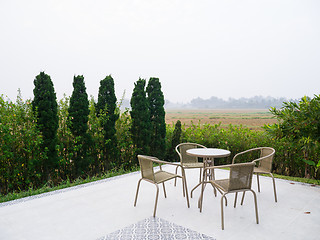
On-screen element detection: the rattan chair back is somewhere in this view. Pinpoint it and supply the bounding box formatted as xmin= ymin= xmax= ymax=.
xmin=138 ymin=155 xmax=155 ymax=181
xmin=258 ymin=147 xmax=275 ymax=172
xmin=229 ymin=162 xmax=255 ymax=191
xmin=176 ymin=143 xmax=206 ymax=164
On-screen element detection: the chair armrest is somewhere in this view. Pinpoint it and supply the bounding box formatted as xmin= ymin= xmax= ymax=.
xmin=149 ymin=158 xmax=182 ymax=167
xmin=253 ymin=152 xmax=275 ymax=163
xmin=204 ymin=163 xmax=234 ymax=170
xmin=232 ymin=148 xmax=262 ymax=163
xmin=204 ymin=162 xmax=255 ymax=170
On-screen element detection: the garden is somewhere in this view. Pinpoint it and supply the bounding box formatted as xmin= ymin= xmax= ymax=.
xmin=1 ymin=72 xmax=320 ymax=202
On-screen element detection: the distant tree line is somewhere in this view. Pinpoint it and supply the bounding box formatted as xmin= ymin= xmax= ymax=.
xmin=119 ymin=95 xmax=298 ymax=110
xmin=164 ymin=96 xmax=298 ymax=109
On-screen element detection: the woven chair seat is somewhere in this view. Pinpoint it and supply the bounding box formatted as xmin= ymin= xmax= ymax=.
xmin=182 ymin=162 xmax=204 ymax=168
xmin=154 ymin=171 xmax=179 ymax=184
xmin=212 ymin=178 xmax=251 ymax=192
xmin=211 ymin=179 xmax=229 ymax=192
xmin=254 ymin=166 xmax=269 ymax=174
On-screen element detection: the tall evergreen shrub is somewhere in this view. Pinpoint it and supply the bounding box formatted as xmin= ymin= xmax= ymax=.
xmin=146 ymin=77 xmax=166 ymax=159
xmin=166 ymin=120 xmax=182 ymax=161
xmin=96 ymin=75 xmax=119 ymax=169
xmin=32 ymin=72 xmax=59 ymax=181
xmin=68 ymin=75 xmax=91 ymax=176
xmin=130 ymin=78 xmax=151 ymax=159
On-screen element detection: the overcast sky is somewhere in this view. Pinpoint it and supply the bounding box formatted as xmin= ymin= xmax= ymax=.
xmin=1 ymin=0 xmax=319 ymax=103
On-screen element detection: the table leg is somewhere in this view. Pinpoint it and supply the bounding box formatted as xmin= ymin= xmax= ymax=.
xmin=198 ymin=157 xmax=217 ymax=208
xmin=204 ymin=157 xmax=216 ymax=196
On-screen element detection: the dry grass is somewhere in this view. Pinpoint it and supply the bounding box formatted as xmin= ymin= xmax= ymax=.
xmin=165 ymin=109 xmax=277 ymax=130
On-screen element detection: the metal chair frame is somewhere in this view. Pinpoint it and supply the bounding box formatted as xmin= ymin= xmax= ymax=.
xmin=175 ymin=143 xmax=207 ymax=198
xmin=232 ymin=147 xmax=277 ymax=203
xmin=199 ymin=162 xmax=259 ymax=230
xmin=134 ymin=155 xmax=190 ymax=217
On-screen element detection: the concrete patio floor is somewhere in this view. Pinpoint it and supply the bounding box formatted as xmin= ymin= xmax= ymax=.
xmin=0 ymin=165 xmax=320 ymax=240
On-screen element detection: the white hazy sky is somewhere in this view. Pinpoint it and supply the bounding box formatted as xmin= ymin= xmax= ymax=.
xmin=1 ymin=0 xmax=319 ymax=103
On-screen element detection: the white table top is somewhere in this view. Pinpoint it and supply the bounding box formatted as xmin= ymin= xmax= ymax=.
xmin=186 ymin=148 xmax=231 ymax=158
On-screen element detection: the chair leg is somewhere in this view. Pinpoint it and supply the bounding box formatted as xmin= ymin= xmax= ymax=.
xmin=256 ymin=173 xmax=261 ymax=192
xmin=224 ymin=195 xmax=228 ymax=206
xmin=180 ymin=176 xmax=185 ymax=197
xmin=153 ymin=184 xmax=160 ymax=217
xmin=270 ymin=173 xmax=278 ymax=202
xmin=191 ymin=182 xmax=201 ymax=198
xmin=209 ymin=181 xmax=218 ymax=198
xmin=134 ymin=178 xmax=143 ymax=207
xmin=176 ymin=166 xmax=187 ymax=197
xmin=221 ymin=194 xmax=227 ymax=230
xmin=241 ymin=191 xmax=245 ymax=205
xmin=199 ymin=178 xmax=205 ymax=212
xmin=208 ymin=168 xmax=217 ymax=197
xmin=211 ymin=168 xmax=215 ymax=180
xmin=180 ymin=169 xmax=190 ymax=208
xmin=182 ymin=168 xmax=186 ymax=197
xmin=191 ymin=168 xmax=205 ymax=198
xmin=250 ymin=190 xmax=259 ymax=224
xmin=199 ymin=168 xmax=208 ymax=211
xmin=174 ymin=166 xmax=179 ymax=186
xmin=162 ymin=183 xmax=167 ymax=198
xmin=234 ymin=192 xmax=238 ymax=208
xmin=184 ymin=179 xmax=190 ymax=208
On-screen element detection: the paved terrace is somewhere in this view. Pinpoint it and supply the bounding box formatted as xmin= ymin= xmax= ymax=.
xmin=0 ymin=165 xmax=320 ymax=240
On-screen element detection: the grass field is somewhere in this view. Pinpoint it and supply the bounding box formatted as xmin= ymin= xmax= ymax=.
xmin=165 ymin=109 xmax=277 ymax=130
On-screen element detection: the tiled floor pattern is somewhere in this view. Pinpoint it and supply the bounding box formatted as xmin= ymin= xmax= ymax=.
xmin=98 ymin=217 xmax=215 ymax=240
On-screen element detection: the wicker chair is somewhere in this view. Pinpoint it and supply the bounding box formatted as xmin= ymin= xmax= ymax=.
xmin=199 ymin=162 xmax=259 ymax=230
xmin=134 ymin=155 xmax=190 ymax=217
xmin=175 ymin=143 xmax=207 ymax=198
xmin=232 ymin=147 xmax=277 ymax=202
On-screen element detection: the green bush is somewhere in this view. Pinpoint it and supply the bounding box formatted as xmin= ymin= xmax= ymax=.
xmin=2 ymin=92 xmax=320 ymax=197
xmin=178 ymin=121 xmax=315 ymax=179
xmin=0 ymin=93 xmax=45 ymax=195
xmin=264 ymin=95 xmax=320 ymax=178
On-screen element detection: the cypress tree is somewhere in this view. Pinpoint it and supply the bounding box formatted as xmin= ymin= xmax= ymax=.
xmin=166 ymin=120 xmax=182 ymax=161
xmin=130 ymin=78 xmax=151 ymax=159
xmin=68 ymin=75 xmax=91 ymax=176
xmin=32 ymin=72 xmax=59 ymax=181
xmin=96 ymin=75 xmax=119 ymax=170
xmin=146 ymin=77 xmax=166 ymax=159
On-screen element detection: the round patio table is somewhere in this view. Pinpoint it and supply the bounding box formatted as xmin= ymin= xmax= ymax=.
xmin=186 ymin=148 xmax=231 ymax=205
xmin=186 ymin=148 xmax=231 ymax=159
